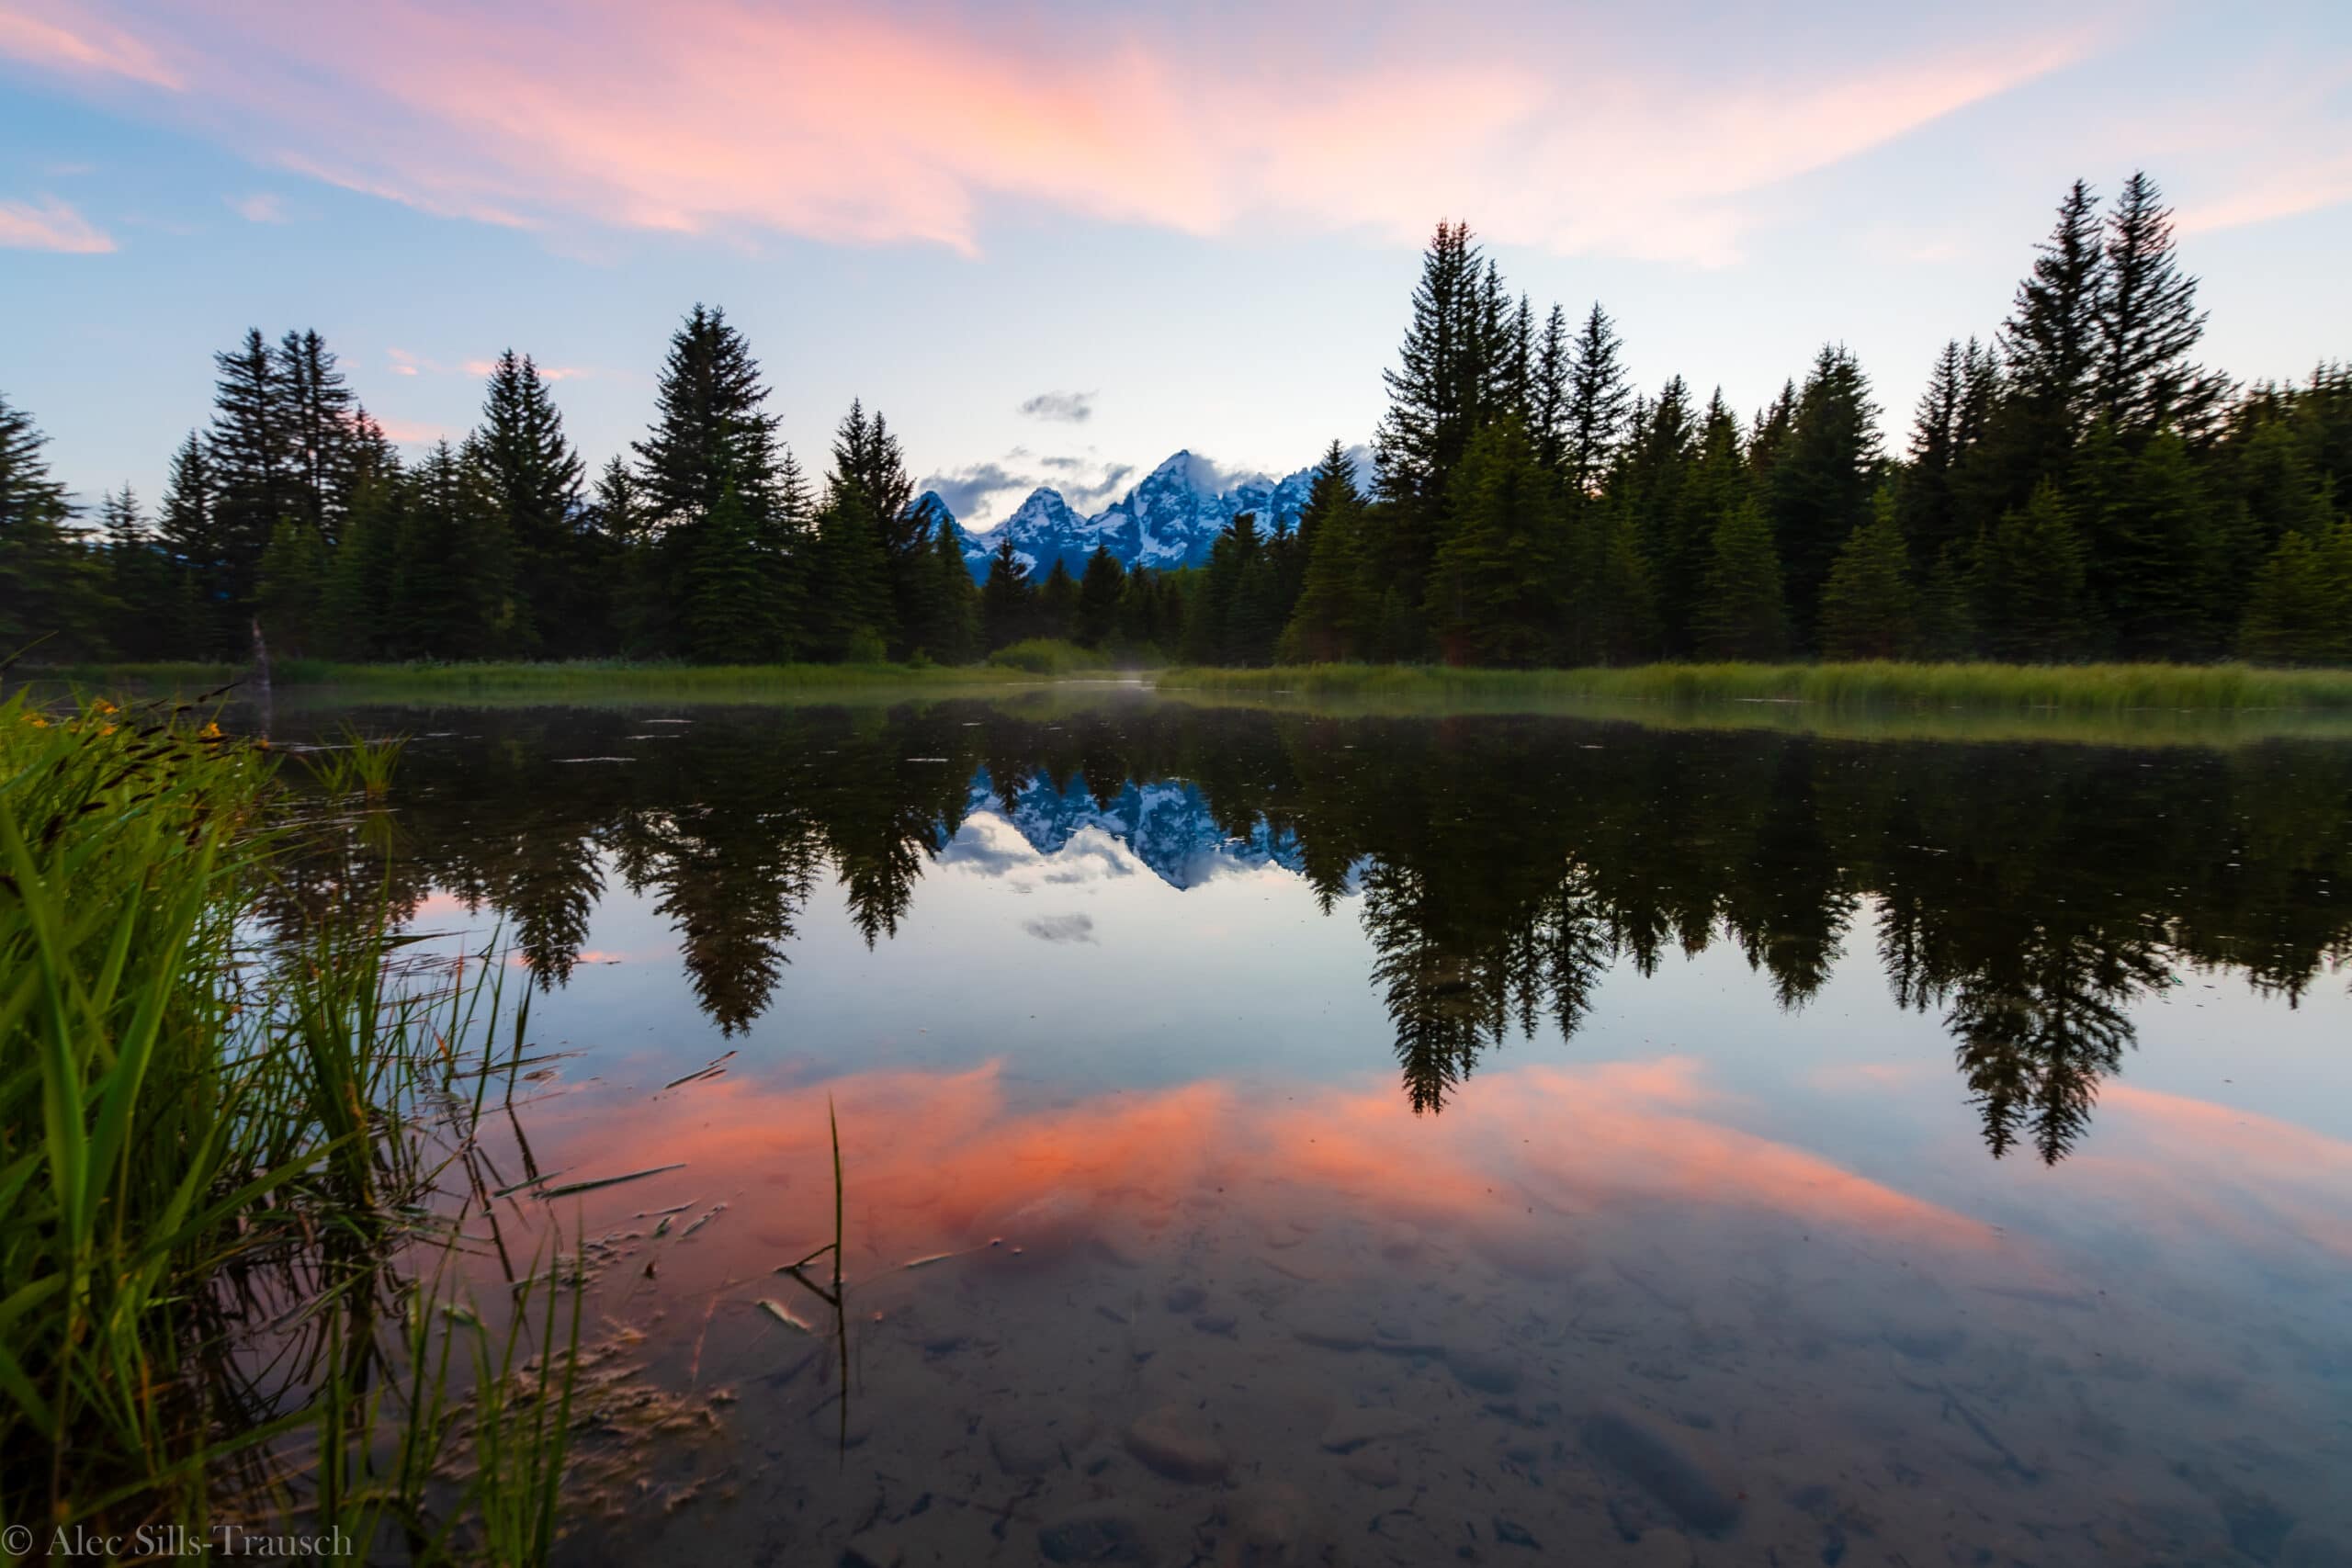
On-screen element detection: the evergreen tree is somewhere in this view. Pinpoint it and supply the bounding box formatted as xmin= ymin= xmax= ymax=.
xmin=2001 ymin=179 xmax=2108 ymax=437
xmin=97 ymin=487 xmax=176 ymax=657
xmin=1374 ymin=220 xmax=1484 ymax=509
xmin=918 ymin=516 xmax=978 ymax=662
xmin=2075 ymin=423 xmax=2222 ymax=658
xmin=1657 ymin=391 xmax=1747 ymax=654
xmin=1563 ymin=303 xmax=1631 ymax=497
xmin=2239 ymin=525 xmax=2351 ymax=664
xmin=1769 ymin=344 xmax=1882 ymax=649
xmin=1281 ymin=441 xmax=1369 ymax=661
xmin=1426 ymin=420 xmax=1562 ymax=664
xmin=2096 ymin=172 xmax=2218 ymax=436
xmin=1076 ymin=545 xmax=1124 ymax=649
xmin=685 ymin=484 xmax=773 ymax=662
xmin=277 ymin=329 xmax=356 ymax=538
xmin=1975 ymin=480 xmax=2090 ymax=661
xmin=824 ymin=400 xmax=917 ymax=652
xmin=208 ymin=327 xmax=300 ymax=607
xmin=1692 ymin=501 xmax=1790 ymax=660
xmin=322 ymin=461 xmax=403 ymax=659
xmin=979 ymin=539 xmax=1034 ymax=651
xmin=634 ymin=304 xmax=783 ymax=522
xmin=1530 ymin=304 xmax=1571 ymax=471
xmin=478 ymin=349 xmax=587 ymax=653
xmin=1035 ymin=558 xmax=1080 ymax=643
xmin=1819 ymin=491 xmax=1918 ymax=660
xmin=390 ymin=441 xmax=512 ymax=658
xmin=0 ymin=391 xmax=110 ymax=658
xmin=156 ymin=432 xmax=232 ymax=654
xmin=1914 ymin=544 xmax=1978 ymax=660
xmin=810 ymin=480 xmax=890 ymax=660
xmin=256 ymin=518 xmax=327 ymax=653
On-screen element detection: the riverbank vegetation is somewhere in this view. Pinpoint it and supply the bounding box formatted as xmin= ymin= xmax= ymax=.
xmin=0 ymin=689 xmax=582 ymax=1559
xmin=1157 ymin=660 xmax=2352 ymax=713
xmin=5 ymin=173 xmax=2345 ymax=678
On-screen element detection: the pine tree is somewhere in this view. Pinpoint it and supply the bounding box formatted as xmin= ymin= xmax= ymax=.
xmin=277 ymin=329 xmax=356 ymax=538
xmin=2238 ymin=525 xmax=2350 ymax=664
xmin=1076 ymin=545 xmax=1124 ymax=649
xmin=99 ymin=487 xmax=176 ymax=658
xmin=979 ymin=539 xmax=1033 ymax=651
xmin=478 ymin=349 xmax=586 ymax=653
xmin=156 ymin=431 xmax=232 ymax=654
xmin=1692 ymin=501 xmax=1790 ymax=660
xmin=256 ymin=519 xmax=327 ymax=653
xmin=1915 ymin=543 xmax=1979 ymax=660
xmin=2097 ymin=172 xmax=2219 ymax=436
xmin=322 ymin=461 xmax=403 ymax=659
xmin=390 ymin=440 xmax=512 ymax=658
xmin=806 ymin=484 xmax=887 ymax=659
xmin=2001 ymin=179 xmax=2107 ymax=437
xmin=1975 ymin=480 xmax=2090 ymax=661
xmin=1769 ymin=344 xmax=1882 ymax=649
xmin=919 ymin=517 xmax=978 ymax=662
xmin=0 ymin=391 xmax=110 ymax=658
xmin=1035 ymin=558 xmax=1080 ymax=644
xmin=1374 ymin=221 xmax=1484 ymax=510
xmin=685 ymin=483 xmax=772 ymax=662
xmin=1281 ymin=441 xmax=1369 ymax=661
xmin=1819 ymin=491 xmax=1918 ymax=660
xmin=1530 ymin=304 xmax=1571 ymax=471
xmin=1564 ymin=303 xmax=1631 ymax=498
xmin=1426 ymin=420 xmax=1566 ymax=665
xmin=1657 ymin=391 xmax=1747 ymax=654
xmin=825 ymin=400 xmax=917 ymax=652
xmin=2075 ymin=423 xmax=2221 ymax=658
xmin=634 ymin=304 xmax=783 ymax=523
xmin=208 ymin=327 xmax=300 ymax=607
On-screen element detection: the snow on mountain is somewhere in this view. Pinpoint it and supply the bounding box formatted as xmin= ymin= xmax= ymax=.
xmin=959 ymin=767 xmax=1305 ymax=890
xmin=945 ymin=449 xmax=1322 ymax=581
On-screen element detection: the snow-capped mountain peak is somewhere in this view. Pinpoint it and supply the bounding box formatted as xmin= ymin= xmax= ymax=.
xmin=946 ymin=448 xmax=1321 ymax=581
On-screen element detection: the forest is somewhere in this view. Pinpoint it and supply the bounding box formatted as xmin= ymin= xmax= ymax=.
xmin=2 ymin=171 xmax=2347 ymax=670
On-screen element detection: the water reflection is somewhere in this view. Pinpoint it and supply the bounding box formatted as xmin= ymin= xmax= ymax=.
xmin=267 ymin=694 xmax=2352 ymax=1163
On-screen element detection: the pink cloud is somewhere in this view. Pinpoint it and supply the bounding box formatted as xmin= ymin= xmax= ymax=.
xmin=0 ymin=193 xmax=113 ymax=252
xmin=8 ymin=1 xmax=2097 ymax=265
xmin=0 ymin=3 xmax=179 ymax=88
xmin=228 ymin=190 xmax=283 ymax=223
xmin=461 ymin=356 xmax=593 ymax=381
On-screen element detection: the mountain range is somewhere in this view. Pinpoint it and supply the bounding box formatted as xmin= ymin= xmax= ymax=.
xmin=959 ymin=767 xmax=1310 ymax=890
xmin=914 ymin=449 xmax=1339 ymax=581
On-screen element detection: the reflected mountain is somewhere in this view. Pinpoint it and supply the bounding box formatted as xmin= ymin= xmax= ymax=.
xmin=264 ymin=694 xmax=2352 ymax=1162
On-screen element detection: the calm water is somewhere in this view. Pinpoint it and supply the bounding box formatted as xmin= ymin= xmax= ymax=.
xmin=270 ymin=689 xmax=2352 ymax=1567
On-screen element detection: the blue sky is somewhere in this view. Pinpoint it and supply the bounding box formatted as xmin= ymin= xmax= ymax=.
xmin=4 ymin=0 xmax=2348 ymax=528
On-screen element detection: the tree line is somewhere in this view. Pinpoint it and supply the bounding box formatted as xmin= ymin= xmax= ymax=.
xmin=3 ymin=169 xmax=2346 ymax=668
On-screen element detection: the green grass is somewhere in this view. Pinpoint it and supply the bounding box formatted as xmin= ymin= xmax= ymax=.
xmin=1158 ymin=660 xmax=2352 ymax=709
xmin=0 ymin=690 xmax=584 ymax=1559
xmin=981 ymin=637 xmax=1115 ymax=675
xmin=33 ymin=653 xmax=1110 ymax=698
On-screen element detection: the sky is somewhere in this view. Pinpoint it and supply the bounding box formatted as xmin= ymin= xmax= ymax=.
xmin=4 ymin=0 xmax=2349 ymax=530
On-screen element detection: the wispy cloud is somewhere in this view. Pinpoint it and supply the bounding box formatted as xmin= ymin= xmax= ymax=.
xmin=920 ymin=451 xmax=1140 ymax=527
xmin=4 ymin=2 xmax=2108 ymax=265
xmin=374 ymin=417 xmax=444 ymax=446
xmin=1018 ymin=390 xmax=1094 ymax=423
xmin=0 ymin=193 xmax=112 ymax=252
xmin=460 ymin=356 xmax=594 ymax=381
xmin=0 ymin=5 xmax=180 ymax=88
xmin=229 ymin=191 xmax=284 ymax=223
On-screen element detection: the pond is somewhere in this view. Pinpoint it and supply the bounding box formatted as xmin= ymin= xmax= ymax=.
xmin=261 ymin=686 xmax=2352 ymax=1566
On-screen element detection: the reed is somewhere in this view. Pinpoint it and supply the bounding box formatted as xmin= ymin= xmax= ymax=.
xmin=1155 ymin=660 xmax=2352 ymax=712
xmin=0 ymin=689 xmax=583 ymax=1561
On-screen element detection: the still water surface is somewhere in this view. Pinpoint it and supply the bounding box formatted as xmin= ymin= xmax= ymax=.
xmin=273 ymin=689 xmax=2352 ymax=1566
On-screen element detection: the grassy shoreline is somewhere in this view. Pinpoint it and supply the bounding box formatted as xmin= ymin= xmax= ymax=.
xmin=1 ymin=692 xmax=581 ymax=1555
xmin=1152 ymin=660 xmax=2352 ymax=713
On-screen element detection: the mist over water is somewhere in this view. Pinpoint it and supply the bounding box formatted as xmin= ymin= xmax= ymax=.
xmin=268 ymin=689 xmax=2352 ymax=1564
